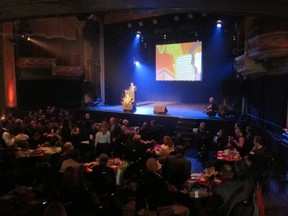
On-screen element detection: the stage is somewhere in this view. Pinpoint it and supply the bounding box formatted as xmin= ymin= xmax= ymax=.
xmin=86 ymin=101 xmax=210 ymax=120
xmin=80 ymin=101 xmax=236 ymax=136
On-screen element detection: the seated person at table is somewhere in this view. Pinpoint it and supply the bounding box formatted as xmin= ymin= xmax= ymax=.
xmin=212 ymin=129 xmax=228 ymax=151
xmin=203 ymin=161 xmax=254 ymax=216
xmin=229 ymin=128 xmax=246 ymax=157
xmin=155 ymin=135 xmax=175 ymax=157
xmin=121 ymin=119 xmax=133 ymax=135
xmin=203 ymin=97 xmax=219 ymax=117
xmin=244 ymin=135 xmax=268 ymax=182
xmin=124 ymin=134 xmax=152 ymax=161
xmin=149 ymin=119 xmax=162 ymax=143
xmin=0 ymin=119 xmax=16 ymax=148
xmin=142 ymin=158 xmax=190 ymax=215
xmin=60 ymin=149 xmax=83 ymax=172
xmin=159 ymin=147 xmax=191 ymax=189
xmin=59 ymin=166 xmax=96 ymax=216
xmin=91 ymin=153 xmax=116 ymax=195
xmin=91 ymin=153 xmax=123 ymax=216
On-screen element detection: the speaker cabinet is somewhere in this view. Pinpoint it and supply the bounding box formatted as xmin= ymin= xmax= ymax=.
xmin=153 ymin=105 xmax=168 ymax=114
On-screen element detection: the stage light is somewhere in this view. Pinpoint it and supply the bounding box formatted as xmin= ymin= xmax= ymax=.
xmin=216 ymin=20 xmax=222 ymax=28
xmin=27 ymin=36 xmax=31 ymax=41
xmin=136 ymin=31 xmax=141 ymax=38
xmin=152 ymin=19 xmax=158 ymax=25
xmin=134 ymin=61 xmax=140 ymax=66
xmin=138 ymin=21 xmax=143 ymax=27
xmin=163 ymin=34 xmax=167 ymax=40
xmin=127 ymin=23 xmax=132 ymax=28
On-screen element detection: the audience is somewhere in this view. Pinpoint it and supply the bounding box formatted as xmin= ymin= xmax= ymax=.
xmin=0 ymin=106 xmax=272 ymax=216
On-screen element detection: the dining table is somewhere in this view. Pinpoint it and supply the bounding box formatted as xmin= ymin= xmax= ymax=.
xmin=216 ymin=150 xmax=241 ymax=162
xmin=83 ymin=157 xmax=128 ymax=185
xmin=15 ymin=146 xmax=62 ymax=158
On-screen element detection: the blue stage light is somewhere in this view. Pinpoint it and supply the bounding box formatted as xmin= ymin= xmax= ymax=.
xmin=134 ymin=60 xmax=140 ymax=66
xmin=216 ymin=20 xmax=222 ymax=28
xmin=136 ymin=31 xmax=141 ymax=38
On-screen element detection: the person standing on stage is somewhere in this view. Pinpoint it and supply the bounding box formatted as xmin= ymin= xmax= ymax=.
xmin=128 ymin=82 xmax=137 ymax=105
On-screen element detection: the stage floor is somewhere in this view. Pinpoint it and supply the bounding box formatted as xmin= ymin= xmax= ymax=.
xmin=86 ymin=101 xmax=212 ymax=120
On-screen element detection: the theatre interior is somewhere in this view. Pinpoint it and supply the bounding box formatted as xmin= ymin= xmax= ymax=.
xmin=0 ymin=1 xmax=288 ymax=216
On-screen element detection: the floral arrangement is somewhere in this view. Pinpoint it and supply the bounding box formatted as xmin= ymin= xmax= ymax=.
xmin=121 ymin=94 xmax=134 ymax=106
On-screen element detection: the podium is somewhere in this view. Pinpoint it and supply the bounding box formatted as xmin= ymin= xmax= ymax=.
xmin=122 ymin=89 xmax=136 ymax=111
xmin=124 ymin=90 xmax=135 ymax=102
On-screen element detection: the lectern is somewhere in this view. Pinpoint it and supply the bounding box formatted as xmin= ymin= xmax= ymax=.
xmin=122 ymin=89 xmax=136 ymax=111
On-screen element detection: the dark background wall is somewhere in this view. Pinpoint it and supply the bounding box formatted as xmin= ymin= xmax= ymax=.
xmin=246 ymin=75 xmax=288 ymax=129
xmin=17 ymin=79 xmax=82 ymax=110
xmin=104 ymin=14 xmax=237 ymax=105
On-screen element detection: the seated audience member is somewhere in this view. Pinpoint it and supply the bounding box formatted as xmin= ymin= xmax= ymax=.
xmin=14 ymin=126 xmax=30 ymax=147
xmin=42 ymin=202 xmax=67 ymax=216
xmin=92 ymin=153 xmax=116 ymax=195
xmin=142 ymin=158 xmax=189 ymax=215
xmin=121 ymin=119 xmax=133 ymax=135
xmin=91 ymin=153 xmax=123 ymax=216
xmin=56 ymin=142 xmax=74 ymax=169
xmin=94 ymin=121 xmax=111 ymax=157
xmin=139 ymin=121 xmax=150 ymax=141
xmin=244 ymin=135 xmax=268 ymax=182
xmin=29 ymin=130 xmax=43 ymax=149
xmin=159 ymin=148 xmax=191 ymax=189
xmin=58 ymin=119 xmax=72 ymax=143
xmin=124 ymin=134 xmax=152 ymax=161
xmin=60 ymin=166 xmax=96 ymax=216
xmin=155 ymin=135 xmax=175 ymax=157
xmin=243 ymin=124 xmax=256 ymax=156
xmin=203 ymin=97 xmax=219 ymax=117
xmin=60 ymin=149 xmax=83 ymax=172
xmin=203 ymin=161 xmax=254 ymax=216
xmin=149 ymin=119 xmax=162 ymax=143
xmin=229 ymin=128 xmax=246 ymax=156
xmin=1 ymin=128 xmax=16 ymax=148
xmin=212 ymin=129 xmax=228 ymax=151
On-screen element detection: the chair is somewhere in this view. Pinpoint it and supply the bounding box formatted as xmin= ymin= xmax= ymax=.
xmin=157 ymin=206 xmax=174 ymax=216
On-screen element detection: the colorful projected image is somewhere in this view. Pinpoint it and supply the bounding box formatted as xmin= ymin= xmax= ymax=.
xmin=155 ymin=41 xmax=202 ymax=81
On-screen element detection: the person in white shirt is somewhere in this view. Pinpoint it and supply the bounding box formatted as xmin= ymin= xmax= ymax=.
xmin=94 ymin=121 xmax=111 ymax=157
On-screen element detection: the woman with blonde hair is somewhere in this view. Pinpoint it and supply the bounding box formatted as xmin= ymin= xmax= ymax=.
xmin=155 ymin=135 xmax=175 ymax=157
xmin=94 ymin=121 xmax=111 ymax=157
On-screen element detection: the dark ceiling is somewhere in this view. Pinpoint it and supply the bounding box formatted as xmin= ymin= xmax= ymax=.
xmin=1 ymin=0 xmax=288 ymax=22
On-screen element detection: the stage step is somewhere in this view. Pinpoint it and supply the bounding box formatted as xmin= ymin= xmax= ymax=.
xmin=172 ymin=119 xmax=199 ymax=146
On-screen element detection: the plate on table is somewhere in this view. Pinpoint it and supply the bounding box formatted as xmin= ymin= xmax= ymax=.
xmin=191 ymin=173 xmax=202 ymax=180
